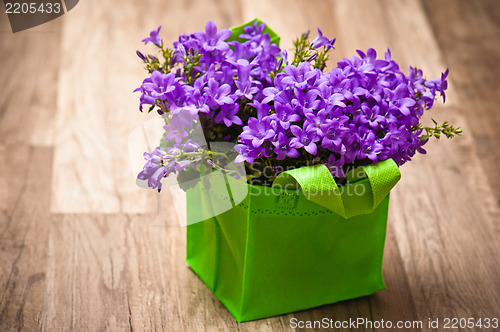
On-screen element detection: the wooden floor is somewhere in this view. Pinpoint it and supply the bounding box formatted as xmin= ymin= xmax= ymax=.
xmin=1 ymin=0 xmax=499 ymax=330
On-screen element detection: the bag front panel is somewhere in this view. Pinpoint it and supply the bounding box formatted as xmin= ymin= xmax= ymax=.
xmin=187 ymin=180 xmax=390 ymax=322
xmin=238 ymin=186 xmax=389 ymax=321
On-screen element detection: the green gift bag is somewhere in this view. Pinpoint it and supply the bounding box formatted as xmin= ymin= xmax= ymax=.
xmin=186 ymin=158 xmax=401 ymax=322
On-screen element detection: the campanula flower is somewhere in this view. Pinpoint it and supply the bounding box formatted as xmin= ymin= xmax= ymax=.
xmin=311 ymin=27 xmax=336 ymax=50
xmin=137 ymin=147 xmax=167 ymax=192
xmin=142 ymin=26 xmax=162 ymax=46
xmin=290 ymin=125 xmax=319 ymax=155
xmin=239 ymin=117 xmax=275 ymax=148
xmin=198 ymin=21 xmax=231 ymax=53
xmin=274 ymin=132 xmax=300 ymax=160
xmin=215 ymin=103 xmax=242 ymax=127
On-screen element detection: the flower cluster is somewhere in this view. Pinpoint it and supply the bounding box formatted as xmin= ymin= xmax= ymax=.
xmin=234 ymin=49 xmax=449 ymax=178
xmin=134 ymin=20 xmax=459 ymax=191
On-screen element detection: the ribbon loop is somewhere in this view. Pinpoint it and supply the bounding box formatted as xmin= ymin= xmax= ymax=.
xmin=272 ymin=159 xmax=401 ymax=219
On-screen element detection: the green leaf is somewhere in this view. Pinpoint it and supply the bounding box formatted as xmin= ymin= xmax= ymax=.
xmin=228 ymin=18 xmax=281 ymax=47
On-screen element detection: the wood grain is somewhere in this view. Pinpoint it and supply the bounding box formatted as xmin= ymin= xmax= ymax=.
xmin=1 ymin=0 xmax=499 ymax=331
xmin=421 ymin=0 xmax=500 ymax=206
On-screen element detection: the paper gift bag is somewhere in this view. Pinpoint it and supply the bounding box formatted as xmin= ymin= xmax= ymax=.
xmin=186 ymin=158 xmax=400 ymax=322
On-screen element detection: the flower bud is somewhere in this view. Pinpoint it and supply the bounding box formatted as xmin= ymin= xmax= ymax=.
xmin=306 ymin=53 xmax=318 ymax=62
xmin=136 ymin=50 xmax=147 ymax=62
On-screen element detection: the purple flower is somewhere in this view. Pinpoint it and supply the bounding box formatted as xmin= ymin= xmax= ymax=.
xmin=261 ymin=85 xmax=280 ymax=104
xmin=163 ymin=112 xmax=193 ymax=144
xmin=281 ymin=50 xmax=289 ymax=66
xmin=328 ymin=92 xmax=346 ymax=108
xmin=141 ymin=71 xmax=178 ymax=100
xmin=198 ymin=21 xmax=231 ymax=53
xmin=381 ymin=122 xmax=410 ymax=154
xmin=317 ymin=83 xmax=346 ymax=107
xmin=343 ymin=139 xmax=360 ymax=164
xmin=356 ymin=48 xmax=390 ymax=71
xmin=165 ymin=83 xmax=190 ymax=114
xmin=425 ymin=68 xmax=449 ymax=103
xmin=234 ymin=144 xmax=267 ymax=164
xmin=358 ymin=132 xmax=383 ymax=163
xmin=239 ymin=21 xmax=265 ymax=40
xmin=270 ymin=102 xmax=301 ymax=129
xmin=320 ymin=117 xmax=350 ymax=150
xmin=215 ymin=103 xmax=242 ymax=127
xmin=379 ymin=102 xmax=398 ymax=124
xmin=250 ymin=100 xmax=271 ymax=119
xmin=136 ymin=92 xmax=155 ymax=112
xmin=290 ymin=125 xmax=319 ymax=155
xmin=182 ymin=139 xmax=202 ymax=153
xmin=304 ymin=109 xmax=329 ymax=136
xmin=357 ymin=104 xmax=386 ymax=129
xmin=311 ymin=27 xmax=336 ymax=50
xmin=292 ymin=89 xmax=321 ymax=114
xmin=239 ymin=117 xmax=275 ymax=148
xmin=281 ymin=62 xmax=317 ymax=89
xmin=137 ymin=147 xmax=167 ymax=192
xmin=252 ymin=33 xmax=281 ymax=70
xmin=273 ymin=132 xmax=300 ymax=160
xmin=204 ymin=78 xmax=234 ymax=108
xmin=327 ymin=152 xmax=345 ymax=178
xmin=386 ymin=83 xmax=416 ymax=116
xmin=231 ymin=59 xmax=260 ymax=99
xmin=181 ymin=77 xmax=210 ymax=115
xmin=142 ymin=26 xmax=162 ymax=46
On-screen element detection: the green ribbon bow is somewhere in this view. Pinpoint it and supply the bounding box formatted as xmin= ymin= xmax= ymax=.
xmin=272 ymin=159 xmax=401 ymax=219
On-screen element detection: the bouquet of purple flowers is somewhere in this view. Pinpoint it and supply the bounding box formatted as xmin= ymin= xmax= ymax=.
xmin=134 ymin=20 xmax=460 ymax=191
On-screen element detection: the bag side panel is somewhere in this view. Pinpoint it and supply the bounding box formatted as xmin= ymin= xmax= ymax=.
xmin=186 ymin=187 xmax=218 ymax=291
xmin=211 ymin=201 xmax=249 ymax=321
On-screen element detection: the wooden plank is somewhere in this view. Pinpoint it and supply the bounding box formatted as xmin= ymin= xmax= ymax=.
xmin=0 ymin=147 xmax=52 ymax=331
xmin=421 ymin=0 xmax=500 ymax=204
xmin=333 ymin=0 xmax=458 ymax=105
xmin=240 ymin=0 xmax=318 ymax=53
xmin=42 ymin=214 xmax=135 ymax=331
xmin=28 ymin=19 xmax=61 ymax=147
xmin=0 ymin=17 xmax=61 ymax=213
xmin=0 ymin=20 xmax=60 ymax=148
xmin=41 ymin=212 xmax=240 ymax=331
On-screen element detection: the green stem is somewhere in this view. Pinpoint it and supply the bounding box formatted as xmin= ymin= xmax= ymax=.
xmin=415 ymin=119 xmax=462 ymax=141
